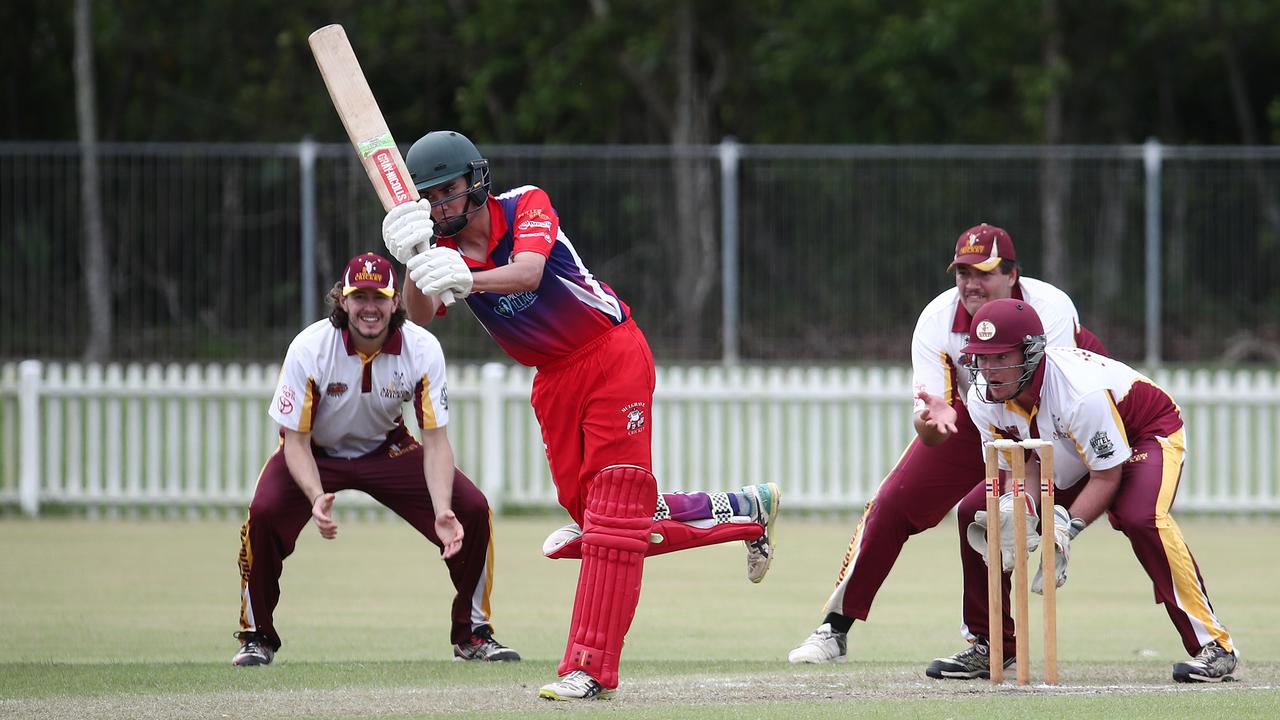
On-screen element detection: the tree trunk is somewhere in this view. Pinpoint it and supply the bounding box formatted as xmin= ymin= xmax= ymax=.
xmin=74 ymin=0 xmax=113 ymax=360
xmin=669 ymin=1 xmax=718 ymax=357
xmin=1039 ymin=0 xmax=1071 ymax=290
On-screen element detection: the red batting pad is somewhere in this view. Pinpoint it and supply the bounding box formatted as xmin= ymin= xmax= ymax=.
xmin=546 ymin=519 xmax=763 ymax=559
xmin=557 ymin=465 xmax=657 ymax=689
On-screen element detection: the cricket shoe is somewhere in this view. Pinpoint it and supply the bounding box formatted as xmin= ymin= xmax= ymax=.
xmin=1172 ymin=641 xmax=1237 ymax=683
xmin=788 ymin=622 xmax=848 ymax=664
xmin=926 ymin=641 xmax=1014 ymax=679
xmin=537 ymin=670 xmax=614 ymax=700
xmin=231 ymin=631 xmax=275 ymax=667
xmin=744 ymin=482 xmax=782 ymax=583
xmin=453 ymin=626 xmax=521 ymax=662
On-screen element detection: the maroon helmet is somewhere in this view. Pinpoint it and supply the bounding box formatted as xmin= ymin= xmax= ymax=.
xmin=962 ymin=298 xmax=1046 ymax=402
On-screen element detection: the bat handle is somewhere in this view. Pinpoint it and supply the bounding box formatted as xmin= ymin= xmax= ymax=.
xmin=413 ymin=241 xmax=457 ymax=307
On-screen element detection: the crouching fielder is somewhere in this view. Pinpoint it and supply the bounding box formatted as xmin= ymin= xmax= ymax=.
xmin=233 ymin=253 xmax=518 ymax=667
xmin=946 ymin=298 xmax=1236 ymax=683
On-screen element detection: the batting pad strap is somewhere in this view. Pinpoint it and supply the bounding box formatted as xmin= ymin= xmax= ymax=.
xmin=582 ymin=510 xmax=651 ymax=553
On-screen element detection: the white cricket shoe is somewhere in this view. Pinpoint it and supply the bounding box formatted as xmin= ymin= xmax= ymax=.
xmin=788 ymin=623 xmax=848 ymax=664
xmin=744 ymin=482 xmax=781 ymax=583
xmin=537 ymin=670 xmax=614 ymax=700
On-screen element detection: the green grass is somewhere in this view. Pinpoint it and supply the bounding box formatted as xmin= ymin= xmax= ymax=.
xmin=1 ymin=516 xmax=1277 ymax=718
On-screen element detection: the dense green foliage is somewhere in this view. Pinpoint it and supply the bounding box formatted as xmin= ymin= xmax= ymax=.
xmin=5 ymin=0 xmax=1280 ymax=145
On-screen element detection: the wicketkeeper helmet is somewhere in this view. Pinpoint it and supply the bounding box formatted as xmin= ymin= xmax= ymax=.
xmin=961 ymin=298 xmax=1047 ymax=402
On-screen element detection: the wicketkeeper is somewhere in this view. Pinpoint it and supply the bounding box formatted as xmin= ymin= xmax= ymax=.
xmin=955 ymin=298 xmax=1237 ymax=683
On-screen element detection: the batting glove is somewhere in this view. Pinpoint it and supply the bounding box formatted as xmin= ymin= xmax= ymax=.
xmin=408 ymin=247 xmax=473 ymax=300
xmin=382 ymin=199 xmax=434 ymax=264
xmin=966 ymin=491 xmax=1040 ymax=572
xmin=1031 ymin=505 xmax=1083 ymax=594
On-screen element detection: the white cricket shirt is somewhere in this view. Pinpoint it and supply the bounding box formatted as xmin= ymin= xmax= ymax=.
xmin=268 ymin=320 xmax=449 ymax=458
xmin=911 ymin=276 xmax=1081 ymax=415
xmin=966 ymin=347 xmax=1184 ymax=489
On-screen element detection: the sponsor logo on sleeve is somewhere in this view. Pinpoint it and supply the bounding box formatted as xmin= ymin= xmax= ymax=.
xmin=278 ymin=385 xmax=296 ymax=414
xmin=1089 ymin=431 xmax=1116 ymax=459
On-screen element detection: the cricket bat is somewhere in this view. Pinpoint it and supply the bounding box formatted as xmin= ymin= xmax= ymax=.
xmin=308 ymin=23 xmax=455 ymax=305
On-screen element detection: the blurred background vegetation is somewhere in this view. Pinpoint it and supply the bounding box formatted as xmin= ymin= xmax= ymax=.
xmin=2 ymin=1 xmax=1279 ymax=364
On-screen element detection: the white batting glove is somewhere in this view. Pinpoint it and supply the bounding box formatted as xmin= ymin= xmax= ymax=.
xmin=407 ymin=247 xmax=473 ymax=300
xmin=966 ymin=492 xmax=1040 ymax=572
xmin=1031 ymin=505 xmax=1082 ymax=594
xmin=381 ymin=199 xmax=435 ymax=264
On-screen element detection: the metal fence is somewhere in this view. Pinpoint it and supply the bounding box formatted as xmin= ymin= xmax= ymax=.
xmin=3 ymin=141 xmax=1280 ymax=365
xmin=2 ymin=360 xmax=1277 ymax=517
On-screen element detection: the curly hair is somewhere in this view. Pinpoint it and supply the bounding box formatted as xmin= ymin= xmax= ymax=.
xmin=325 ymin=281 xmax=407 ymax=332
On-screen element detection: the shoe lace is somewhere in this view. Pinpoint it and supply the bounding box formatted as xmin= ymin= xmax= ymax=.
xmin=1195 ymin=642 xmax=1224 ymax=663
xmin=562 ymin=670 xmax=596 ymax=692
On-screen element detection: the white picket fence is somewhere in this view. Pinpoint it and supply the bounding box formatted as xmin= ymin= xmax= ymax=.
xmin=1 ymin=360 xmax=1278 ymax=516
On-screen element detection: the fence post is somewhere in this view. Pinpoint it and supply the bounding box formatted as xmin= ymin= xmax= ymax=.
xmin=719 ymin=137 xmax=741 ymax=365
xmin=299 ymin=137 xmax=318 ymax=325
xmin=1143 ymin=137 xmax=1163 ymax=367
xmin=480 ymin=362 xmax=507 ymax=512
xmin=18 ymin=360 xmax=42 ymax=516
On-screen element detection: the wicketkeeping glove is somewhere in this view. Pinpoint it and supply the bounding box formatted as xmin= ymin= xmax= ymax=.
xmin=381 ymin=199 xmax=435 ymax=264
xmin=966 ymin=492 xmax=1040 ymax=572
xmin=407 ymin=247 xmax=473 ymax=300
xmin=1031 ymin=505 xmax=1083 ymax=594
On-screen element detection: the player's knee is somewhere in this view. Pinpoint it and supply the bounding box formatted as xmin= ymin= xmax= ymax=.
xmin=585 ymin=464 xmax=657 ymax=518
xmin=582 ymin=465 xmax=656 ymax=554
xmin=450 ymin=472 xmax=491 ymax=520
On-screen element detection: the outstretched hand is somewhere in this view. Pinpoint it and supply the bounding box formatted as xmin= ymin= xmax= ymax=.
xmin=312 ymin=492 xmax=338 ymax=539
xmin=435 ymin=510 xmax=464 ymax=559
xmin=915 ymin=385 xmax=958 ymax=437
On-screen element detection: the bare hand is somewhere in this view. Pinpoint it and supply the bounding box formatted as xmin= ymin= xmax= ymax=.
xmin=435 ymin=510 xmax=464 ymax=559
xmin=915 ymin=386 xmax=959 ymax=436
xmin=312 ymin=493 xmax=338 ymax=539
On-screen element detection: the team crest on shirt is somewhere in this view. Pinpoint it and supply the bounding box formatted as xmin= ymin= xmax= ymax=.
xmin=380 ymin=371 xmax=412 ymax=402
xmin=325 ymin=382 xmax=348 ymax=397
xmin=622 ymin=402 xmax=647 ymax=434
xmin=1089 ymin=431 xmax=1116 ymax=459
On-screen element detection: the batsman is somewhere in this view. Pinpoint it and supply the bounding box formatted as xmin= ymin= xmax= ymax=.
xmin=380 ymin=131 xmax=782 ymax=700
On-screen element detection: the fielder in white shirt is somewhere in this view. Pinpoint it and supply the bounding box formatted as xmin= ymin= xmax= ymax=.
xmin=948 ymin=298 xmax=1237 ymax=683
xmin=790 ymin=224 xmax=1107 ymax=669
xmin=232 ymin=252 xmax=520 ymax=667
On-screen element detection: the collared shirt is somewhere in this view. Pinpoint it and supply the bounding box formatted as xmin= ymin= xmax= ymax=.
xmin=268 ymin=320 xmax=449 ymax=458
xmin=435 ymin=186 xmax=629 ymax=367
xmin=966 ymin=347 xmax=1183 ymax=489
xmin=911 ymin=276 xmax=1082 ymax=415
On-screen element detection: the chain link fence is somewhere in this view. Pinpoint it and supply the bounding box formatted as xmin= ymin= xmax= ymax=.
xmin=3 ymin=141 xmax=1279 ymax=365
